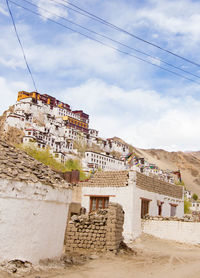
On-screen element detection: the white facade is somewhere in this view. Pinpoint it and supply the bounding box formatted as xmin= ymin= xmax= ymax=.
xmin=82 ymin=151 xmax=126 ymax=171
xmin=184 ymin=190 xmax=192 ymax=199
xmin=104 ymin=138 xmax=129 ymax=156
xmin=142 ymin=220 xmax=200 ymax=244
xmin=0 ymin=178 xmax=72 ymax=264
xmin=190 ymin=200 xmax=200 ymax=212
xmin=80 ymin=171 xmax=184 ymax=241
xmin=89 ymin=129 xmax=99 ymax=138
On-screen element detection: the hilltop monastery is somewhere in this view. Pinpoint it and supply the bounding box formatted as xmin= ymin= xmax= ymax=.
xmin=4 ymin=91 xmax=128 ymax=171
xmin=3 ymin=91 xmax=178 ymax=184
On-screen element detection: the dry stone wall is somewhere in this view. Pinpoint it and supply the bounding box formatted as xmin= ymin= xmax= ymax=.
xmin=136 ymin=172 xmax=183 ymax=199
xmin=65 ymin=203 xmax=124 ymax=253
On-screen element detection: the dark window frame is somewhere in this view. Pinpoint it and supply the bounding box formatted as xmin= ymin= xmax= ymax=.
xmin=89 ymin=196 xmax=109 ymax=212
xmin=140 ymin=198 xmax=152 ymax=219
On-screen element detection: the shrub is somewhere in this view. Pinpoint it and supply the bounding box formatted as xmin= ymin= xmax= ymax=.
xmin=184 ymin=198 xmax=191 ymax=214
xmin=192 ymin=193 xmax=198 ymax=201
xmin=17 ymin=144 xmax=88 ymax=181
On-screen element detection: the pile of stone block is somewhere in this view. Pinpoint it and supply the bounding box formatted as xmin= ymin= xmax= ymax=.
xmin=65 ymin=203 xmax=124 ymax=253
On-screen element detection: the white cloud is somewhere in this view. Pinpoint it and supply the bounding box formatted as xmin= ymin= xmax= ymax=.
xmin=0 ymin=3 xmax=8 ymax=16
xmin=136 ymin=0 xmax=200 ymax=41
xmin=61 ymin=79 xmax=200 ymax=151
xmin=105 ymin=0 xmax=200 ymax=56
xmin=37 ymin=0 xmax=68 ymax=20
xmin=0 ymin=77 xmax=29 ymax=115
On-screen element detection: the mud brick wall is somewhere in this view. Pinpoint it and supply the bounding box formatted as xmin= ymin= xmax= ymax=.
xmin=65 ymin=203 xmax=124 ymax=253
xmin=136 ymin=172 xmax=183 ymax=199
xmin=106 ymin=203 xmax=124 ymax=251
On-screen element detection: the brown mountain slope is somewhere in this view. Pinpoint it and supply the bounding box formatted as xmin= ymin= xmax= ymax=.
xmin=137 ymin=148 xmax=200 ymax=195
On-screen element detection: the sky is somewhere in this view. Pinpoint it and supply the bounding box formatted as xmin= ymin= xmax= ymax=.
xmin=0 ymin=0 xmax=200 ymax=151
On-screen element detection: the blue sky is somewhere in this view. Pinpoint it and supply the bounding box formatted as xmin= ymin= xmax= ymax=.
xmin=1 ymin=0 xmax=200 ymax=151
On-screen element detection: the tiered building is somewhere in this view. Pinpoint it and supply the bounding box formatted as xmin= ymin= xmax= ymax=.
xmin=4 ymin=91 xmax=129 ymax=170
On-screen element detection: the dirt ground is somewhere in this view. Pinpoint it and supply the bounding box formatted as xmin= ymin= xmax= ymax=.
xmin=2 ymin=234 xmax=200 ymax=278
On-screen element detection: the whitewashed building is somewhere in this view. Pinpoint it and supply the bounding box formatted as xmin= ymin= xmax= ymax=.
xmin=77 ymin=170 xmax=184 ymax=241
xmin=190 ymin=200 xmax=200 ymax=212
xmin=82 ymin=151 xmax=126 ymax=171
xmin=0 ymin=140 xmax=72 ymax=264
xmin=184 ymin=190 xmax=192 ymax=200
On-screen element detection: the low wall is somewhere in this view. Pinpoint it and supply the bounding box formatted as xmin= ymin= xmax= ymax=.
xmin=65 ymin=203 xmax=124 ymax=253
xmin=142 ymin=220 xmax=200 ymax=244
xmin=0 ymin=178 xmax=72 ymax=264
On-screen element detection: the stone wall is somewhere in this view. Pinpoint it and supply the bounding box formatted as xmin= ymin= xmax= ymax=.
xmin=136 ymin=172 xmax=183 ymax=199
xmin=65 ymin=203 xmax=124 ymax=253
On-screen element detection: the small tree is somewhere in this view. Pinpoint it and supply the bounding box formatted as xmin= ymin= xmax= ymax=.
xmin=192 ymin=193 xmax=198 ymax=201
xmin=184 ymin=197 xmax=191 ymax=214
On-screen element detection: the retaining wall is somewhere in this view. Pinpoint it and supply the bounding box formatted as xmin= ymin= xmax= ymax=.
xmin=142 ymin=219 xmax=200 ymax=244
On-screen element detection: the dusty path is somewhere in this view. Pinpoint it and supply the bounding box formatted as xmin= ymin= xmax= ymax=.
xmin=2 ymin=234 xmax=200 ymax=278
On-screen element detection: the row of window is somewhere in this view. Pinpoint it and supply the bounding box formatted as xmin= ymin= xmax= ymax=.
xmin=88 ymin=153 xmax=123 ymax=164
xmin=141 ymin=199 xmax=177 ymax=218
xmin=68 ymin=118 xmax=88 ymax=128
xmin=58 ymin=109 xmax=81 ymax=121
xmin=90 ymin=196 xmax=178 ymax=218
xmin=91 ymin=158 xmax=107 ymax=165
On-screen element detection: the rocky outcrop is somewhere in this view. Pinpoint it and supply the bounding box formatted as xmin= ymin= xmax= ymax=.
xmin=0 ymin=106 xmax=14 ymax=136
xmin=0 ymin=106 xmax=24 ymax=145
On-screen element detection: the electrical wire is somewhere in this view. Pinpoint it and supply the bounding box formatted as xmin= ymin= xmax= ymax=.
xmin=19 ymin=0 xmax=200 ymax=80
xmin=6 ymin=0 xmax=38 ymax=91
xmin=8 ymin=0 xmax=200 ymax=85
xmin=51 ymin=0 xmax=200 ymax=68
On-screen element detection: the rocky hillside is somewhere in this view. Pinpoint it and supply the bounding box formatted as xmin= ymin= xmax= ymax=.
xmin=136 ymin=148 xmax=200 ymax=195
xmin=0 ymin=106 xmax=24 ymax=145
xmin=112 ymin=138 xmax=200 ymax=194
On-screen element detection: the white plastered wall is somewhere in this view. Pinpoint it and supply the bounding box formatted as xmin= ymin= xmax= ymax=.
xmin=81 ymin=185 xmax=135 ymax=241
xmin=0 ymin=179 xmax=72 ymax=264
xmin=80 ymin=173 xmax=184 ymax=241
xmin=142 ymin=220 xmax=200 ymax=244
xmin=132 ymin=186 xmax=184 ymax=239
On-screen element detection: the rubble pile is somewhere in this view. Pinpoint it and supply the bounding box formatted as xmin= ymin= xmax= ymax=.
xmin=65 ymin=203 xmax=124 ymax=253
xmin=0 ymin=140 xmax=68 ymax=188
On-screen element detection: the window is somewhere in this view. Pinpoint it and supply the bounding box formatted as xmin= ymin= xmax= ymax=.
xmin=90 ymin=197 xmax=109 ymax=212
xmin=141 ymin=198 xmax=151 ymax=218
xmin=170 ymin=204 xmax=177 ymax=217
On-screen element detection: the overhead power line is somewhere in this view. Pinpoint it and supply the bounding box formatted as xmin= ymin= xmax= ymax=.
xmin=17 ymin=0 xmax=200 ymax=80
xmin=5 ymin=0 xmax=38 ymax=91
xmin=8 ymin=0 xmax=200 ymax=85
xmin=52 ymin=0 xmax=200 ymax=68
